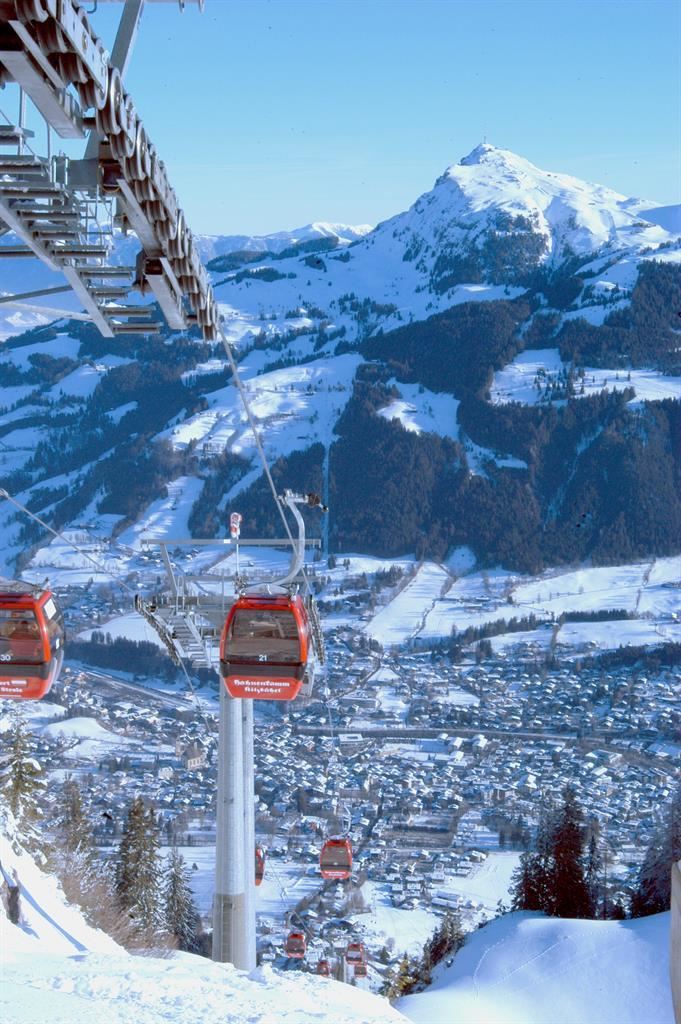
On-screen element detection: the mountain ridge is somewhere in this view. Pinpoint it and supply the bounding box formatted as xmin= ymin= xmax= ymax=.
xmin=0 ymin=146 xmax=680 ymax=577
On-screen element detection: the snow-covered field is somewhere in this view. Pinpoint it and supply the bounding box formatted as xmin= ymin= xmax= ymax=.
xmin=159 ymin=353 xmax=362 ymax=467
xmin=362 ymin=556 xmax=681 ymax=656
xmin=399 ymin=910 xmax=674 ymax=1024
xmin=365 ymin=563 xmax=451 ymax=646
xmin=491 ymin=348 xmax=681 ymax=408
xmin=1 ymin=952 xmax=406 ymax=1024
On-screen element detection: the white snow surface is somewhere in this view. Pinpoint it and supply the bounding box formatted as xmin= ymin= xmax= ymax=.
xmin=365 ymin=563 xmax=452 ymax=646
xmin=161 ymin=353 xmax=362 ymax=468
xmin=1 ymin=953 xmax=406 ymax=1024
xmin=399 ymin=910 xmax=673 ymax=1024
xmin=195 ymin=221 xmax=373 ymax=261
xmin=0 ymin=827 xmax=121 ymax=957
xmin=362 ymin=556 xmax=681 ymax=654
xmin=377 ymin=382 xmax=460 ymax=439
xmin=491 ymin=348 xmax=681 ymax=407
xmin=78 ymin=611 xmax=166 ymax=649
xmin=0 ymin=822 xmax=672 ymax=1024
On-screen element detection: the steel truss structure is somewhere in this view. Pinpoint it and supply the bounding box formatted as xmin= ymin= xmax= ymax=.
xmin=0 ymin=0 xmax=218 ymax=337
xmin=136 ymin=492 xmax=325 ymax=674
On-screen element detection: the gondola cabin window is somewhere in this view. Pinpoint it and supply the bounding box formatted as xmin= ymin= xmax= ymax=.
xmin=0 ymin=609 xmax=43 ymax=662
xmin=228 ymin=607 xmax=301 ymax=663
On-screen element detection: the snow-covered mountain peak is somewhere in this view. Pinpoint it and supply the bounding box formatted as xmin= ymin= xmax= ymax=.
xmin=378 ymin=143 xmax=678 ymax=293
xmin=458 ymin=141 xmax=501 ymax=166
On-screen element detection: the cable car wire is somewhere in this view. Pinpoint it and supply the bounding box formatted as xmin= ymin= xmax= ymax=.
xmin=217 ymin=324 xmax=316 ymax=598
xmin=0 ymin=489 xmax=214 ymax=732
xmin=0 ymin=489 xmax=137 ymax=594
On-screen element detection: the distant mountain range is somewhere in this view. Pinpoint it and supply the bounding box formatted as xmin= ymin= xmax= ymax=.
xmin=0 ymin=145 xmax=680 ymax=577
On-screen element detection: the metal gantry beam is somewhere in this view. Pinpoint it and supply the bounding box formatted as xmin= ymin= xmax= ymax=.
xmin=0 ymin=0 xmax=219 ymax=339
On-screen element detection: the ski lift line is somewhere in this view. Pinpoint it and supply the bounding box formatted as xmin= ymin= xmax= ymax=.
xmin=0 ymin=489 xmax=213 ymax=729
xmin=0 ymin=488 xmax=136 ymax=595
xmin=217 ymin=323 xmax=314 ymax=595
xmin=0 ymin=286 xmax=75 ymax=305
xmin=217 ymin=326 xmax=295 ymax=541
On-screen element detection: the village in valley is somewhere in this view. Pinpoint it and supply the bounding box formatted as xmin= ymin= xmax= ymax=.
xmin=17 ymin=545 xmax=680 ymax=987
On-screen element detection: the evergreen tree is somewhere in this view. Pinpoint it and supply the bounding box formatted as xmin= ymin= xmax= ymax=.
xmin=510 ymin=851 xmax=550 ymax=912
xmin=115 ymin=796 xmax=164 ymax=937
xmin=0 ymin=710 xmax=44 ymax=843
xmin=58 ymin=777 xmax=95 ymax=858
xmin=510 ymin=793 xmax=593 ymax=918
xmin=386 ymin=954 xmax=419 ymax=997
xmin=550 ymin=787 xmax=590 ymax=918
xmin=610 ymin=900 xmax=626 ymax=920
xmin=48 ymin=775 xmax=103 ymax=916
xmin=163 ymin=847 xmax=199 ymax=952
xmin=419 ymin=936 xmax=433 ymax=987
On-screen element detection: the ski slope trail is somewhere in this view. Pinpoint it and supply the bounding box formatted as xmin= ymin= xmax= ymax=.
xmin=399 ymin=910 xmax=673 ymax=1024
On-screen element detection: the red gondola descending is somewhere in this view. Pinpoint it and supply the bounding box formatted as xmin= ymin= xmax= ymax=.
xmin=219 ymin=590 xmax=311 ymax=701
xmin=354 ymin=962 xmax=368 ymax=978
xmin=316 ymin=959 xmax=331 ymax=977
xmin=0 ymin=587 xmax=65 ymax=700
xmin=255 ymin=845 xmax=265 ymax=886
xmin=319 ymin=836 xmax=353 ymax=881
xmin=345 ymin=942 xmax=366 ymax=966
xmin=285 ymin=930 xmax=306 ymax=959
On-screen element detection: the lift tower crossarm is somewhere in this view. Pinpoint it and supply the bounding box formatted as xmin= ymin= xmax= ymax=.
xmin=263 ymin=490 xmax=328 ymax=591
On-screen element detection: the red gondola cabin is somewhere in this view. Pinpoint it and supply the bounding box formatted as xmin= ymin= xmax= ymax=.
xmin=0 ymin=589 xmax=64 ymax=700
xmin=320 ymin=837 xmax=353 ymax=880
xmin=220 ymin=592 xmax=310 ymax=701
xmin=255 ymin=845 xmax=265 ymax=886
xmin=316 ymin=959 xmax=331 ymax=977
xmin=354 ymin=962 xmax=368 ymax=978
xmin=345 ymin=942 xmax=366 ymax=966
xmin=285 ymin=931 xmax=306 ymax=959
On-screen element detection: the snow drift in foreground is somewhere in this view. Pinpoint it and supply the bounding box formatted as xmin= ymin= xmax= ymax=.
xmin=2 ymin=954 xmax=406 ymax=1024
xmin=399 ymin=910 xmax=673 ymax=1024
xmin=0 ymin=821 xmax=405 ymax=1024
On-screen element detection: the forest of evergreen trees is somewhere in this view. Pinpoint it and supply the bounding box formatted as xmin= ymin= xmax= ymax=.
xmin=0 ymin=713 xmax=204 ymax=953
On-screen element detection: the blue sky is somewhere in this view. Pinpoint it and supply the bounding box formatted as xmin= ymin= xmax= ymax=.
xmin=82 ymin=0 xmax=680 ymax=234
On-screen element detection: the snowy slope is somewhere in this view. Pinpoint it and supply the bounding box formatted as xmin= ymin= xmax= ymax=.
xmin=399 ymin=910 xmax=674 ymax=1024
xmin=432 ymin=145 xmax=672 ymax=264
xmin=0 ymin=819 xmax=121 ymax=957
xmin=1 ymin=953 xmax=407 ymax=1024
xmin=491 ymin=349 xmax=681 ymax=408
xmin=1 ymin=146 xmax=679 ymax=588
xmin=0 ymin=820 xmax=406 ymax=1024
